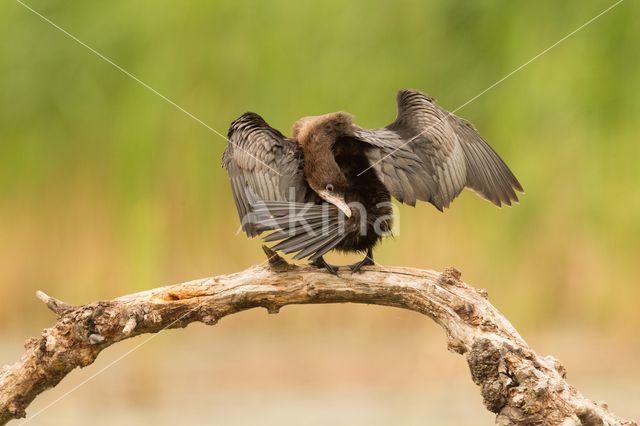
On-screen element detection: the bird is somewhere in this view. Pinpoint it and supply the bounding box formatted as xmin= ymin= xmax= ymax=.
xmin=222 ymin=89 xmax=523 ymax=274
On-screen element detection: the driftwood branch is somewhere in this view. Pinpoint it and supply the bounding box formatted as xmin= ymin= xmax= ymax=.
xmin=0 ymin=253 xmax=636 ymax=425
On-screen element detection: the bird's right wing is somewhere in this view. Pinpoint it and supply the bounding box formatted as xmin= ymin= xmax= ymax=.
xmin=222 ymin=112 xmax=309 ymax=237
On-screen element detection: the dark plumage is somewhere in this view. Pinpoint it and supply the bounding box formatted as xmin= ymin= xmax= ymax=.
xmin=222 ymin=89 xmax=523 ymax=273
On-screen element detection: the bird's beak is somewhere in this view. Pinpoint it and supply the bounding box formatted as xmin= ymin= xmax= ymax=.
xmin=318 ymin=190 xmax=352 ymax=218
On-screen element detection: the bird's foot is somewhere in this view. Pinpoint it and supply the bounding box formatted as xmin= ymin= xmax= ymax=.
xmin=348 ymin=255 xmax=375 ymax=273
xmin=309 ymin=256 xmax=339 ymax=275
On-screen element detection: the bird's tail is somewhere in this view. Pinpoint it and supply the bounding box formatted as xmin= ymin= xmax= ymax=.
xmin=250 ymin=200 xmax=346 ymax=261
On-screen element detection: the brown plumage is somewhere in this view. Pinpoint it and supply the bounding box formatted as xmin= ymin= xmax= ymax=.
xmin=222 ymin=89 xmax=523 ymax=273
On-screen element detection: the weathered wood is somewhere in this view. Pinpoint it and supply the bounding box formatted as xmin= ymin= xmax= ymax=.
xmin=0 ymin=262 xmax=635 ymax=425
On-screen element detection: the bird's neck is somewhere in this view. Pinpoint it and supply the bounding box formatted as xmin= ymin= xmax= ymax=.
xmin=295 ymin=112 xmax=353 ymax=191
xmin=300 ymin=132 xmax=342 ymax=188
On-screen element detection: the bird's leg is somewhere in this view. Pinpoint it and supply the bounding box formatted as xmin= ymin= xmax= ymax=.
xmin=309 ymin=256 xmax=339 ymax=275
xmin=348 ymin=248 xmax=375 ymax=273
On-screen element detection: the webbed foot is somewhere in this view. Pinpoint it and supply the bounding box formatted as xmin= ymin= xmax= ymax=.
xmin=309 ymin=256 xmax=339 ymax=275
xmin=348 ymin=249 xmax=375 ymax=273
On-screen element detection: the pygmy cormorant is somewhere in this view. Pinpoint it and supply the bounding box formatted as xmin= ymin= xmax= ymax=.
xmin=222 ymin=89 xmax=523 ymax=273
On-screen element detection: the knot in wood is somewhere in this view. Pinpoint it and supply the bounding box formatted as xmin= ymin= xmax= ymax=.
xmin=467 ymin=338 xmax=508 ymax=413
xmin=122 ymin=317 xmax=137 ymax=335
xmin=453 ymin=300 xmax=476 ymax=324
xmin=201 ymin=315 xmax=218 ymax=325
xmin=306 ymin=284 xmax=319 ymax=297
xmin=143 ymin=310 xmax=163 ymax=324
xmin=476 ymin=288 xmax=489 ymax=299
xmin=198 ymin=306 xmax=218 ymax=325
xmin=262 ymin=245 xmax=290 ymax=272
xmin=88 ymin=334 xmax=105 ymax=345
xmin=7 ymin=402 xmax=25 ymax=418
xmin=265 ymin=304 xmax=280 ymax=314
xmin=44 ymin=334 xmax=57 ymax=352
xmin=541 ymin=355 xmax=567 ymax=378
xmin=438 ymin=267 xmax=462 ymax=286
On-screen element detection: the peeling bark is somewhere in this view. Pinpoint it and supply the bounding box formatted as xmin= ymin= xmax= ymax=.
xmin=0 ymin=260 xmax=635 ymax=425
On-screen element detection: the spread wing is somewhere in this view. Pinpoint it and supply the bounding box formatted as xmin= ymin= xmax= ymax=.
xmin=222 ymin=112 xmax=309 ymax=237
xmin=353 ymin=89 xmax=523 ymax=210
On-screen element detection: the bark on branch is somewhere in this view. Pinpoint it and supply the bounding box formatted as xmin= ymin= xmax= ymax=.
xmin=0 ymin=254 xmax=636 ymax=425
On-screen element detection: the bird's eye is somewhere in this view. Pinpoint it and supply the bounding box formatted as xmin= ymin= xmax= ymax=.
xmin=325 ymin=184 xmax=334 ymax=192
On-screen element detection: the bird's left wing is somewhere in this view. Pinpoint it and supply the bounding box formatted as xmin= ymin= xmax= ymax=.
xmin=222 ymin=112 xmax=309 ymax=237
xmin=352 ymin=89 xmax=522 ymax=210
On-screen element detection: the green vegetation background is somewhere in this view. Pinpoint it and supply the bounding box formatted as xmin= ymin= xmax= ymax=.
xmin=0 ymin=1 xmax=638 ymax=424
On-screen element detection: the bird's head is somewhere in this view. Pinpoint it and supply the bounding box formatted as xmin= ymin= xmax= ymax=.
xmin=292 ymin=112 xmax=354 ymax=141
xmin=293 ymin=112 xmax=354 ymax=218
xmin=310 ymin=172 xmax=351 ymax=218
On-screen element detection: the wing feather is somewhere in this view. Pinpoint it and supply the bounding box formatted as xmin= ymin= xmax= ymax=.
xmin=222 ymin=112 xmax=309 ymax=236
xmin=353 ymin=89 xmax=522 ymax=209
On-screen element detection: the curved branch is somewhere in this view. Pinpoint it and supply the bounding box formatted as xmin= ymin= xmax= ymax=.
xmin=0 ymin=258 xmax=636 ymax=425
